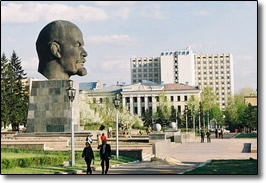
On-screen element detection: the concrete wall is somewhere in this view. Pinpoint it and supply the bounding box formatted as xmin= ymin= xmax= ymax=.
xmin=111 ymin=149 xmax=143 ymax=161
xmin=152 ymin=139 xmax=171 ymax=157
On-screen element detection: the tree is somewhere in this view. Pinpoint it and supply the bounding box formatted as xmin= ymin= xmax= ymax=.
xmin=1 ymin=53 xmax=13 ymax=128
xmin=243 ymin=104 xmax=257 ymax=133
xmin=201 ymin=87 xmax=217 ymax=111
xmin=143 ymin=109 xmax=153 ymax=126
xmin=224 ymin=95 xmax=247 ymax=131
xmin=154 ymin=92 xmax=171 ymax=127
xmin=9 ymin=51 xmax=28 ymax=130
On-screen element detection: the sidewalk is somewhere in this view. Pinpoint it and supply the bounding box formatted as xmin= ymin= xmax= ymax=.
xmin=76 ymin=138 xmax=257 ymax=174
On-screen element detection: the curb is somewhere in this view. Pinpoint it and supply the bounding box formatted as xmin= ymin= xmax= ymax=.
xmin=178 ymin=160 xmax=211 ymax=175
xmin=54 ymin=160 xmax=140 ymax=174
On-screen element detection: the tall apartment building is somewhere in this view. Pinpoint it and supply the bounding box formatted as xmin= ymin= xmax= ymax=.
xmin=130 ymin=57 xmax=161 ymax=84
xmin=130 ymin=47 xmax=234 ymax=109
xmin=160 ymin=47 xmax=195 ymax=86
xmin=195 ymin=53 xmax=234 ymax=108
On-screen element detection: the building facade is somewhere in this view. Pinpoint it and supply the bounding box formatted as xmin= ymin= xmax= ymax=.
xmin=130 ymin=57 xmax=161 ymax=84
xmin=121 ymin=81 xmax=201 ymax=117
xmin=129 ymin=47 xmax=234 ymax=109
xmin=195 ymin=53 xmax=234 ymax=108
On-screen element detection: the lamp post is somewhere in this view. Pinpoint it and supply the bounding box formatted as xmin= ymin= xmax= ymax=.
xmin=192 ymin=106 xmax=195 ymax=136
xmin=185 ymin=106 xmax=188 ymax=133
xmin=66 ymin=80 xmax=76 ymax=166
xmin=113 ymin=93 xmax=120 ymax=159
xmin=207 ymin=111 xmax=210 ymax=131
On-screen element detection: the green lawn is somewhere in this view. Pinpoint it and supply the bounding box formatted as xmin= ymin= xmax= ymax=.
xmin=1 ymin=148 xmax=136 ymax=174
xmin=185 ymin=159 xmax=257 ymax=174
xmin=235 ymin=133 xmax=257 ymax=138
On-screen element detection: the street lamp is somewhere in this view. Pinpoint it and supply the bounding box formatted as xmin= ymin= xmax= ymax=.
xmin=192 ymin=106 xmax=195 ymax=136
xmin=207 ymin=111 xmax=210 ymax=131
xmin=66 ymin=80 xmax=76 ymax=166
xmin=113 ymin=93 xmax=120 ymax=159
xmin=185 ymin=106 xmax=188 ymax=133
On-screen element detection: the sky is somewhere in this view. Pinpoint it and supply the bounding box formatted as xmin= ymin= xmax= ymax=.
xmin=1 ymin=1 xmax=257 ymax=93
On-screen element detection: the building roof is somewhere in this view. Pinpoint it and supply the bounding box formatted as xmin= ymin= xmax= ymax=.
xmin=163 ymin=83 xmax=199 ymax=91
xmin=87 ymin=85 xmax=122 ymax=94
xmin=79 ymin=82 xmax=97 ymax=91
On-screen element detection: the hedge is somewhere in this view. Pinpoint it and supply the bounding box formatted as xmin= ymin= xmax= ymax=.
xmin=1 ymin=155 xmax=67 ymax=169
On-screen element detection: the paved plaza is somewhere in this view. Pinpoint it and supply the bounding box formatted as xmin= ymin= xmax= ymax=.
xmin=77 ymin=137 xmax=257 ymax=174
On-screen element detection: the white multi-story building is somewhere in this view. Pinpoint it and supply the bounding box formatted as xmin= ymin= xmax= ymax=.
xmin=160 ymin=47 xmax=195 ymax=86
xmin=129 ymin=47 xmax=234 ymax=109
xmin=195 ymin=53 xmax=234 ymax=108
xmin=130 ymin=57 xmax=161 ymax=84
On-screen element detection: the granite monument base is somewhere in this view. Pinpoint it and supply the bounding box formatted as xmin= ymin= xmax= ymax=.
xmin=26 ymin=80 xmax=80 ymax=133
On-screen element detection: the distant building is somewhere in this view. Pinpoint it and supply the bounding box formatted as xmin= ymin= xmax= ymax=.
xmin=121 ymin=81 xmax=201 ymax=117
xmin=244 ymin=95 xmax=257 ymax=107
xmin=129 ymin=47 xmax=234 ymax=109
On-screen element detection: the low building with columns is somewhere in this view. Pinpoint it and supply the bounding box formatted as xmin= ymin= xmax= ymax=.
xmin=121 ymin=81 xmax=201 ymax=117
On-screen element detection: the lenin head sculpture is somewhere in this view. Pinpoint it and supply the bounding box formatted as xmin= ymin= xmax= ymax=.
xmin=36 ymin=20 xmax=88 ymax=79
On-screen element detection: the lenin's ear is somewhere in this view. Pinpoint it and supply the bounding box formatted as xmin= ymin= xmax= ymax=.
xmin=50 ymin=42 xmax=61 ymax=58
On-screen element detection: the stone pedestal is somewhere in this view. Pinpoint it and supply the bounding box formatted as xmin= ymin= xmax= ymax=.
xmin=26 ymin=80 xmax=80 ymax=133
xmin=149 ymin=132 xmax=166 ymax=143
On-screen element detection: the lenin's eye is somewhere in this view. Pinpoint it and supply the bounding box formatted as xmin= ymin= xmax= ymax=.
xmin=76 ymin=42 xmax=82 ymax=47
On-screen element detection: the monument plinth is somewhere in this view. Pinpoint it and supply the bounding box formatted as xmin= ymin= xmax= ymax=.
xmin=26 ymin=80 xmax=80 ymax=133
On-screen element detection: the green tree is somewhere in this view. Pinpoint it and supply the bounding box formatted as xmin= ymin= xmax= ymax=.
xmin=143 ymin=109 xmax=153 ymax=126
xmin=154 ymin=92 xmax=171 ymax=127
xmin=9 ymin=51 xmax=28 ymax=130
xmin=201 ymin=87 xmax=217 ymax=111
xmin=243 ymin=104 xmax=257 ymax=133
xmin=1 ymin=53 xmax=13 ymax=128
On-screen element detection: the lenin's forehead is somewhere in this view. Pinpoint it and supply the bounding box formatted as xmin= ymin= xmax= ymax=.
xmin=48 ymin=20 xmax=83 ymax=40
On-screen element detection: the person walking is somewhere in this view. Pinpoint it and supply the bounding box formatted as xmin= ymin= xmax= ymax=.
xmin=96 ymin=133 xmax=102 ymax=149
xmin=82 ymin=142 xmax=94 ymax=174
xmin=98 ymin=139 xmax=111 ymax=174
xmin=221 ymin=129 xmax=224 ymax=139
xmin=101 ymin=133 xmax=107 ymax=141
xmin=206 ymin=131 xmax=211 ymax=143
xmin=200 ymin=129 xmax=205 ymax=143
xmin=215 ymin=128 xmax=218 ymax=138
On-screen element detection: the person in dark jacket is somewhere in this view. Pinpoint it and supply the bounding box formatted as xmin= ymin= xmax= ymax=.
xmin=98 ymin=139 xmax=111 ymax=174
xmin=200 ymin=129 xmax=205 ymax=143
xmin=206 ymin=131 xmax=211 ymax=143
xmin=82 ymin=142 xmax=94 ymax=174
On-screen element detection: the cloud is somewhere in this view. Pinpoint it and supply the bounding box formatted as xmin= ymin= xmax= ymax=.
xmin=1 ymin=3 xmax=108 ymax=23
xmin=87 ymin=34 xmax=138 ymax=46
xmin=193 ymin=10 xmax=211 ymax=16
xmin=21 ymin=57 xmax=39 ymax=71
xmin=140 ymin=4 xmax=168 ymax=20
xmin=100 ymin=56 xmax=130 ymax=72
xmin=93 ymin=1 xmax=137 ymax=6
xmin=111 ymin=7 xmax=131 ymax=19
xmin=235 ymin=55 xmax=255 ymax=61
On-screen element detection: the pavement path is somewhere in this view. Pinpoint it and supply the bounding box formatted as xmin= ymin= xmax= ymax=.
xmin=77 ymin=136 xmax=257 ymax=174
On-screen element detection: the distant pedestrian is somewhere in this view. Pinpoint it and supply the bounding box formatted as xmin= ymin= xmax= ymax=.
xmin=97 ymin=133 xmax=102 ymax=148
xmin=101 ymin=133 xmax=107 ymax=141
xmin=200 ymin=129 xmax=205 ymax=143
xmin=107 ymin=127 xmax=112 ymax=138
xmin=98 ymin=139 xmax=111 ymax=174
xmin=235 ymin=128 xmax=238 ymax=133
xmin=215 ymin=129 xmax=218 ymax=138
xmin=206 ymin=131 xmax=211 ymax=143
xmin=82 ymin=142 xmax=95 ymax=174
xmin=221 ymin=129 xmax=224 ymax=139
xmin=86 ymin=135 xmax=93 ymax=144
xmin=218 ymin=129 xmax=221 ymax=138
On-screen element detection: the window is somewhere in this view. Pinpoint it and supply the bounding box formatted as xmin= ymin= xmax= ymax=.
xmin=133 ymin=69 xmax=136 ymax=73
xmin=99 ymin=98 xmax=103 ymax=104
xmin=138 ymin=69 xmax=142 ymax=72
xmin=177 ymin=96 xmax=181 ymax=101
xmin=210 ymin=82 xmax=213 ymax=85
xmin=198 ymin=77 xmax=201 ymax=80
xmin=171 ymin=96 xmax=174 ymax=102
xmin=93 ymin=98 xmax=96 ymax=103
xmin=178 ymin=105 xmax=181 ymax=112
xmin=156 ymin=96 xmax=159 ymax=102
xmin=184 ymin=96 xmax=188 ymax=101
xmin=210 ymin=71 xmax=213 ymax=74
xmin=198 ymin=72 xmax=201 ymax=75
